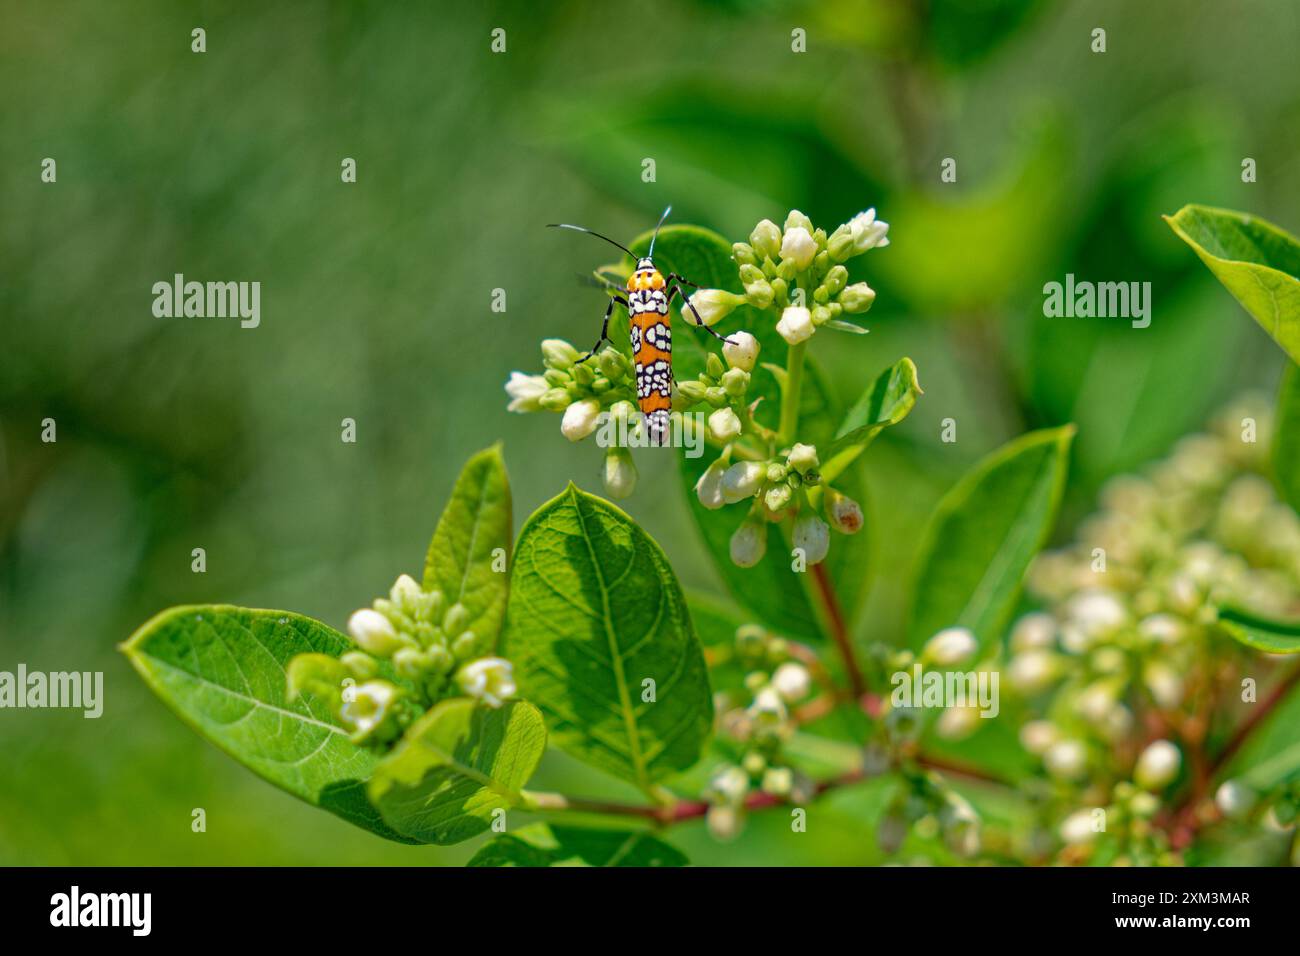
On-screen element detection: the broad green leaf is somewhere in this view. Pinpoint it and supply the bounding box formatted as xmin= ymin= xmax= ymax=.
xmin=504 ymin=485 xmax=713 ymax=790
xmin=368 ymin=698 xmax=546 ymax=845
xmin=468 ymin=823 xmax=688 ymax=867
xmin=1274 ymin=362 xmax=1300 ymax=513
xmin=1165 ymin=204 xmax=1300 ymax=364
xmin=906 ymin=426 xmax=1074 ymax=650
xmin=121 ymin=605 xmax=412 ymax=842
xmin=1216 ymin=605 xmax=1300 ymax=654
xmin=423 ymin=444 xmax=512 ymax=651
xmin=821 ymin=357 xmax=922 ymax=484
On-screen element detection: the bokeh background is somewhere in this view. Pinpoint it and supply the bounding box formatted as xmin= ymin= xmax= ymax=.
xmin=2 ymin=0 xmax=1297 ymax=865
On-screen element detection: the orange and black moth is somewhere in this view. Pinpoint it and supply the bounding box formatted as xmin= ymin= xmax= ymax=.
xmin=549 ymin=207 xmax=731 ymax=445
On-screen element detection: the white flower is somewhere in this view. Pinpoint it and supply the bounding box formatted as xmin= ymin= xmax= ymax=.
xmin=1142 ymin=661 xmax=1183 ymax=709
xmin=456 ymin=657 xmax=517 ymax=708
xmin=776 ymin=305 xmax=814 ymax=345
xmin=779 ymin=226 xmax=818 ymax=270
xmin=347 ymin=609 xmax=404 ymax=656
xmin=1139 ymin=613 xmax=1185 ymax=644
xmin=695 ymin=459 xmax=728 ymax=509
xmin=1018 ymin=720 xmax=1059 ymax=755
xmin=1134 ymin=739 xmax=1181 ymax=790
xmin=924 ymin=627 xmax=978 ymax=667
xmin=771 ymin=662 xmax=811 ymax=702
xmin=711 ymin=765 xmax=750 ymax=804
xmin=793 ymin=513 xmax=830 ymax=565
xmin=1075 ymin=681 xmax=1118 ymax=723
xmin=389 ymin=573 xmax=422 ymax=610
xmin=1044 ymin=739 xmax=1088 ymax=781
xmin=706 ymin=805 xmax=742 ymax=841
xmin=786 ymin=442 xmax=819 ymax=474
xmin=1059 ymin=809 xmax=1101 ymax=846
xmin=505 ymin=372 xmax=548 ymax=412
xmin=848 ymin=208 xmax=890 ymax=253
xmin=603 ymin=447 xmax=637 ymax=499
xmin=1010 ymin=612 xmax=1056 ymax=651
xmin=721 ymin=460 xmax=765 ymax=503
xmin=936 ymin=705 xmax=980 ymax=741
xmin=1067 ymin=589 xmax=1127 ymax=636
xmin=561 ymin=398 xmax=601 ymax=441
xmin=340 ymin=680 xmax=399 ymax=738
xmin=708 ymin=406 xmax=743 ymax=442
xmin=749 ymin=219 xmax=782 ymax=259
xmin=684 ymin=289 xmax=744 ymax=327
xmin=722 ymin=331 xmax=760 ymax=371
xmin=1215 ymin=780 xmax=1256 ymax=820
xmin=541 ymin=339 xmax=579 ymax=369
xmin=1008 ymin=649 xmax=1059 ymax=693
xmin=838 ymin=282 xmax=876 ymax=313
xmin=729 ymin=520 xmax=767 ymax=568
xmin=749 ymin=686 xmax=788 ymax=722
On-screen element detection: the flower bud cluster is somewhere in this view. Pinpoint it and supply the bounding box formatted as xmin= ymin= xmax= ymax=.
xmin=505 ymin=339 xmax=637 ymax=442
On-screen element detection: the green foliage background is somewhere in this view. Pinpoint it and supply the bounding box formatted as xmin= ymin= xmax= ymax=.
xmin=2 ymin=0 xmax=1297 ymax=864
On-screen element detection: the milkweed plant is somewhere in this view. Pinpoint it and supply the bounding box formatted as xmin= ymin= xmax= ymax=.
xmin=123 ymin=202 xmax=1300 ymax=866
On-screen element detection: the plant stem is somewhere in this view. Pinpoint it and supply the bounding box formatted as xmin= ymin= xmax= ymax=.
xmin=1209 ymin=658 xmax=1300 ymax=777
xmin=810 ymin=561 xmax=866 ymax=699
xmin=778 ymin=340 xmax=806 ymax=446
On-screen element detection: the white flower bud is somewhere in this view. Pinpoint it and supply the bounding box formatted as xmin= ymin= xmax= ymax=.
xmin=504 ymin=371 xmax=548 ymax=413
xmin=786 ymin=442 xmax=819 ymax=474
xmin=838 ymin=282 xmax=876 ymax=314
xmin=721 ymin=460 xmax=765 ymax=503
xmin=722 ymin=330 xmax=760 ymax=371
xmin=1139 ymin=613 xmax=1185 ymax=644
xmin=764 ymin=482 xmax=793 ymax=512
xmin=771 ymin=662 xmax=811 ymax=702
xmin=389 ymin=573 xmax=422 ymax=609
xmin=340 ymin=679 xmax=399 ymax=739
xmin=784 ymin=209 xmax=814 ymax=234
xmin=761 ymin=766 xmax=794 ymax=797
xmin=561 ymin=398 xmax=601 ymax=441
xmin=729 ymin=519 xmax=767 ymax=568
xmin=1134 ymin=739 xmax=1181 ymax=790
xmin=936 ymin=705 xmax=980 ymax=741
xmin=1019 ymin=720 xmax=1059 ymax=755
xmin=455 ymin=657 xmax=517 ymax=708
xmin=695 ymin=459 xmax=728 ymax=509
xmin=848 ymin=208 xmax=890 ymax=254
xmin=793 ymin=513 xmax=830 ymax=565
xmin=1009 ymin=649 xmax=1060 ymax=693
xmin=923 ymin=627 xmax=978 ymax=667
xmin=1011 ymin=612 xmax=1057 ymax=651
xmin=347 ymin=608 xmax=404 ymax=656
xmin=824 ymin=487 xmax=863 ymax=534
xmin=776 ymin=305 xmax=815 ymax=345
xmin=684 ymin=288 xmax=745 ymax=327
xmin=1059 ymin=809 xmax=1100 ymax=846
xmin=711 ymin=765 xmax=750 ymax=804
xmin=749 ymin=686 xmax=788 ymax=722
xmin=749 ymin=219 xmax=782 ymax=260
xmin=1075 ymin=681 xmax=1118 ymax=724
xmin=1215 ymin=780 xmax=1256 ymax=820
xmin=708 ymin=406 xmax=743 ymax=443
xmin=1067 ymin=589 xmax=1128 ymax=637
xmin=1143 ymin=661 xmax=1183 ymax=710
xmin=1044 ymin=739 xmax=1088 ymax=781
xmin=541 ymin=338 xmax=580 ymax=369
xmin=779 ymin=226 xmax=818 ymax=270
xmin=602 ymin=447 xmax=637 ymax=500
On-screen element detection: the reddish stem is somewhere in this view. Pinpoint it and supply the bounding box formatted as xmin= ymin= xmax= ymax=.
xmin=810 ymin=561 xmax=866 ymax=699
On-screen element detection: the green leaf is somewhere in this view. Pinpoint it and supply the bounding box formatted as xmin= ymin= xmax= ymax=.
xmin=423 ymin=443 xmax=512 ymax=651
xmin=468 ymin=823 xmax=688 ymax=867
xmin=906 ymin=426 xmax=1074 ymax=650
xmin=1165 ymin=204 xmax=1300 ymax=363
xmin=504 ymin=484 xmax=713 ymax=790
xmin=822 ymin=357 xmax=922 ymax=484
xmin=1216 ymin=605 xmax=1300 ymax=654
xmin=368 ymin=698 xmax=546 ymax=845
xmin=1274 ymin=362 xmax=1300 ymax=513
xmin=121 ymin=605 xmax=412 ymax=842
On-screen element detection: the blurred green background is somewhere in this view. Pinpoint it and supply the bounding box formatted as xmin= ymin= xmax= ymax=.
xmin=2 ymin=0 xmax=1297 ymax=865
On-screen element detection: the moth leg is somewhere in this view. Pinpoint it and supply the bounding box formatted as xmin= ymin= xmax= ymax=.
xmin=668 ymin=281 xmax=736 ymax=346
xmin=578 ymin=295 xmax=629 ymax=363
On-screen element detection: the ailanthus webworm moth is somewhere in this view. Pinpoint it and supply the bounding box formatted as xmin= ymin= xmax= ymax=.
xmin=548 ymin=206 xmax=734 ymax=445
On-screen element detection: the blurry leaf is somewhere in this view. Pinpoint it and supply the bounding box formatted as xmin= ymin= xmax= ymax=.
xmin=1273 ymin=362 xmax=1300 ymax=513
xmin=121 ymin=606 xmax=412 ymax=842
xmin=468 ymin=822 xmax=687 ymax=867
xmin=822 ymin=356 xmax=922 ymax=484
xmin=368 ymin=699 xmax=546 ymax=845
xmin=922 ymin=0 xmax=1048 ymax=69
xmin=686 ymin=592 xmax=747 ymax=648
xmin=423 ymin=444 xmax=512 ymax=651
xmin=1165 ymin=204 xmax=1300 ymax=363
xmin=1238 ymin=740 xmax=1300 ymax=792
xmin=1216 ymin=605 xmax=1300 ymax=654
xmin=906 ymin=426 xmax=1074 ymax=649
xmin=504 ymin=485 xmax=712 ymax=790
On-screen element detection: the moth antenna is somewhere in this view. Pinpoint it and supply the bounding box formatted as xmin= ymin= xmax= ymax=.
xmin=547 ymin=222 xmax=634 ymax=258
xmin=648 ymin=205 xmax=672 ymax=258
